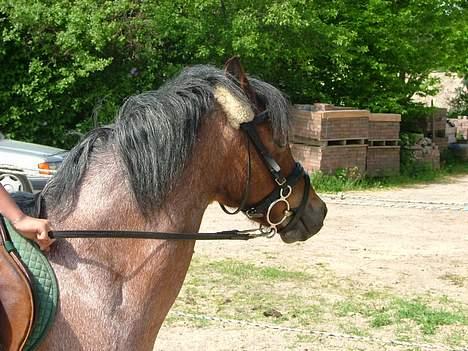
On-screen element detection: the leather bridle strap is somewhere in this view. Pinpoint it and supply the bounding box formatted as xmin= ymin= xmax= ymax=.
xmin=240 ymin=114 xmax=286 ymax=186
xmin=49 ymin=228 xmax=271 ymax=241
xmin=242 ymin=162 xmax=304 ymax=218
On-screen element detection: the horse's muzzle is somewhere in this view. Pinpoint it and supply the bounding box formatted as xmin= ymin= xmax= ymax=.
xmin=279 ymin=200 xmax=327 ymax=243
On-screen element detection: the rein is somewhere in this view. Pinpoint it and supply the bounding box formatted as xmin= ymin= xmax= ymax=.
xmin=49 ymin=227 xmax=274 ymax=241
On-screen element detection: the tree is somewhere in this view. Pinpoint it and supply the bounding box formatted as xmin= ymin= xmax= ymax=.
xmin=1 ymin=0 xmax=466 ymax=147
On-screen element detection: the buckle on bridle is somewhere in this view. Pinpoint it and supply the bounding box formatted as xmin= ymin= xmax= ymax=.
xmin=245 ymin=209 xmax=264 ymax=219
xmin=260 ymin=225 xmax=277 ymax=238
xmin=275 ymin=177 xmax=287 ymax=186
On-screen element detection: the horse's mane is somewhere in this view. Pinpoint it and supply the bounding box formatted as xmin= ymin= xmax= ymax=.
xmin=42 ymin=65 xmax=290 ymax=219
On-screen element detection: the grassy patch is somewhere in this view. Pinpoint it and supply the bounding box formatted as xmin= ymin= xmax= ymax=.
xmin=339 ymin=323 xmax=370 ymax=337
xmin=166 ymin=257 xmax=468 ymax=347
xmin=166 ymin=257 xmax=328 ymax=327
xmin=395 ymin=298 xmax=467 ymax=334
xmin=310 ymin=158 xmax=468 ymax=193
xmin=334 ymin=296 xmax=468 ymax=335
xmin=209 ymin=259 xmax=312 ymax=282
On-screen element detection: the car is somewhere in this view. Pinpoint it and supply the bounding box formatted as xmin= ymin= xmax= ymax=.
xmin=0 ymin=165 xmax=33 ymax=193
xmin=0 ymin=132 xmax=67 ymax=192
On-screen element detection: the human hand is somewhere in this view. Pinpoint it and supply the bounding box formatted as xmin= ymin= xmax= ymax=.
xmin=12 ymin=215 xmax=54 ymax=251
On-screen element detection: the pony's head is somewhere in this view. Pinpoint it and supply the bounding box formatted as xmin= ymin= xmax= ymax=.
xmin=215 ymin=58 xmax=327 ymax=243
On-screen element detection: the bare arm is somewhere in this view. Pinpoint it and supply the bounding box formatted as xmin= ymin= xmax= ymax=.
xmin=0 ymin=184 xmax=27 ymax=221
xmin=0 ymin=185 xmax=53 ymax=250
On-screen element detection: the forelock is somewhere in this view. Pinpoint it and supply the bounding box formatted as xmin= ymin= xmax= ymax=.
xmin=213 ymin=85 xmax=254 ymax=129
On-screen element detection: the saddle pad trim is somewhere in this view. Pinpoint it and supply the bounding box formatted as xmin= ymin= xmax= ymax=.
xmin=5 ymin=220 xmax=59 ymax=351
xmin=3 ymin=240 xmax=15 ymax=253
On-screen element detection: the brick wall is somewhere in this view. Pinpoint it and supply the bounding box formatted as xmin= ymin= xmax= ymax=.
xmin=426 ymin=108 xmax=448 ymax=133
xmin=290 ymin=144 xmax=321 ymax=173
xmin=369 ymin=114 xmax=401 ymax=140
xmin=433 ymin=137 xmax=448 ymax=153
xmin=320 ymin=145 xmax=367 ymax=174
xmin=291 ymin=143 xmax=367 ymax=175
xmin=292 ymin=109 xmax=369 ymax=142
xmin=366 ymin=147 xmax=400 ymax=177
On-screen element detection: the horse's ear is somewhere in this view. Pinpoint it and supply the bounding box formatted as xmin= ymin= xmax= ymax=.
xmin=224 ymin=57 xmax=258 ymax=105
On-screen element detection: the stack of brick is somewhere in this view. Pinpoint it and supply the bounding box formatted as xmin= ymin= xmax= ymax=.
xmin=291 ymin=105 xmax=369 ymax=175
xmin=409 ymin=138 xmax=440 ymax=170
xmin=426 ymin=108 xmax=448 ymax=152
xmin=451 ymin=116 xmax=468 ymax=140
xmin=367 ymin=113 xmax=401 ymax=176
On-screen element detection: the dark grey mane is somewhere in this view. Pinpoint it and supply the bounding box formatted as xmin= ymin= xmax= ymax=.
xmin=42 ymin=65 xmax=290 ymax=218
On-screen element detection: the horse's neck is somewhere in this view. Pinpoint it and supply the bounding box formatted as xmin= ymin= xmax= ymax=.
xmin=42 ymin=123 xmax=231 ymax=349
xmin=46 ymin=148 xmax=210 ymax=280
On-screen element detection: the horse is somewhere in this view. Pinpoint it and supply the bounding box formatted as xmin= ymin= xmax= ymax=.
xmin=17 ymin=58 xmax=327 ymax=350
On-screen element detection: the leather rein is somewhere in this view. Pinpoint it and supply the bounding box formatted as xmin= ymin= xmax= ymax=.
xmin=49 ymin=111 xmax=309 ymax=241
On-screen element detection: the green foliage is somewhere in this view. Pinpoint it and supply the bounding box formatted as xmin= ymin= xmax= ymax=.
xmin=0 ymin=0 xmax=466 ymax=147
xmin=449 ymin=83 xmax=468 ymax=117
xmin=310 ymin=155 xmax=468 ymax=193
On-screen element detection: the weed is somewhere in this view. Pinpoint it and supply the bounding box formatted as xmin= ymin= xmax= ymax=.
xmin=206 ymin=259 xmax=312 ymax=282
xmin=310 ymin=158 xmax=468 ymax=193
xmin=339 ymin=323 xmax=370 ymax=336
xmin=370 ymin=311 xmax=393 ymax=327
xmin=439 ymin=273 xmax=466 ymax=287
xmin=394 ymin=298 xmax=467 ymax=334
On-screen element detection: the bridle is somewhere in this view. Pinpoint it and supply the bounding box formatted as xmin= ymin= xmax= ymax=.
xmin=220 ymin=110 xmax=310 ymax=236
xmin=47 ymin=111 xmax=310 ymax=241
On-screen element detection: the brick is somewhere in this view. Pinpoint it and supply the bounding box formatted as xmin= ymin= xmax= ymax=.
xmin=366 ymin=146 xmax=400 ymax=177
xmin=369 ymin=113 xmax=401 ymax=140
xmin=291 ymin=109 xmax=369 ymax=141
xmin=291 ymin=143 xmax=367 ymax=175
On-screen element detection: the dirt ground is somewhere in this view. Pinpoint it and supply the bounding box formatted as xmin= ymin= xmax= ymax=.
xmin=156 ymin=175 xmax=468 ymax=351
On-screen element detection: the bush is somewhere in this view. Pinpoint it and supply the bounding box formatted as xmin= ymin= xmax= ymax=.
xmin=449 ymin=83 xmax=468 ymax=117
xmin=0 ymin=1 xmax=466 ymax=148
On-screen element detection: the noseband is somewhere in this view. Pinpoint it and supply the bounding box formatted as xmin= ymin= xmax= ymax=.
xmin=220 ymin=110 xmax=310 ymax=236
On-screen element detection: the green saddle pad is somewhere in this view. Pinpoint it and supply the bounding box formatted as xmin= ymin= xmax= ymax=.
xmin=5 ymin=220 xmax=59 ymax=351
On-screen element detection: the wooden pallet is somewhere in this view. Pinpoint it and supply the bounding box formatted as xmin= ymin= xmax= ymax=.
xmin=293 ymin=137 xmax=367 ymax=147
xmin=368 ymin=140 xmax=399 ymax=147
